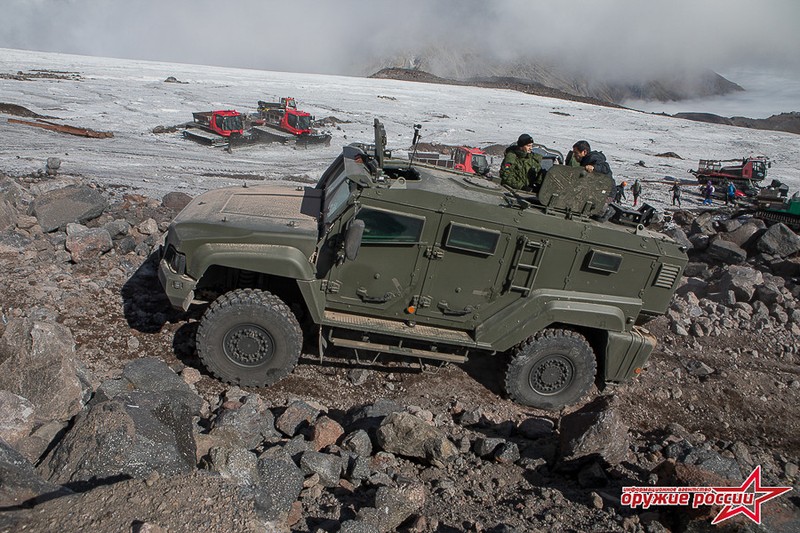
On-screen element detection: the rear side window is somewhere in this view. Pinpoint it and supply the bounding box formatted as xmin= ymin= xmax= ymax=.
xmin=445 ymin=223 xmax=500 ymax=255
xmin=357 ymin=207 xmax=425 ymax=244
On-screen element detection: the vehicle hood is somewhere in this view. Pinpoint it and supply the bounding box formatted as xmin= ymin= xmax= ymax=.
xmin=170 ymin=185 xmax=321 ymax=252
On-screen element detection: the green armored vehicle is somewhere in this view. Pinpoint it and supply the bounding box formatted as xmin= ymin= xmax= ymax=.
xmin=159 ymin=120 xmax=687 ymax=410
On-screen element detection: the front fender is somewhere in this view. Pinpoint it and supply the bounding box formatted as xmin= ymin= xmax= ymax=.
xmin=190 ymin=243 xmax=315 ymax=281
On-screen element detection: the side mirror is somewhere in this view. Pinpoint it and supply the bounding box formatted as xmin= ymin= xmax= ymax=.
xmin=344 ymin=219 xmax=365 ymax=261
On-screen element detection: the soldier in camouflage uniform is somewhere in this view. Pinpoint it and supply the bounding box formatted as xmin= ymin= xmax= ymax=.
xmin=500 ymin=134 xmax=543 ymax=191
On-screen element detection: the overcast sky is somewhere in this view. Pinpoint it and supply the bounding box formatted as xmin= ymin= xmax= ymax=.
xmin=3 ymin=0 xmax=799 ymax=81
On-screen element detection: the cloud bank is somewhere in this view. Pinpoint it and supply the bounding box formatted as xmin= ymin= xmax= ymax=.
xmin=3 ymin=0 xmax=799 ymax=81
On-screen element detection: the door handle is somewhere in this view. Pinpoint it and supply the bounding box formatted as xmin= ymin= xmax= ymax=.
xmin=357 ymin=287 xmax=395 ymax=303
xmin=437 ymin=301 xmax=474 ymax=316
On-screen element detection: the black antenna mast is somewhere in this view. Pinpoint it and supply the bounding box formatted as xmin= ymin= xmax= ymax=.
xmin=408 ymin=124 xmax=422 ymax=168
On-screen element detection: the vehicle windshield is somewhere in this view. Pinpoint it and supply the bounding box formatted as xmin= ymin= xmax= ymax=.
xmin=222 ymin=115 xmax=243 ymax=131
xmin=287 ymin=113 xmax=311 ymax=132
xmin=471 ymin=154 xmax=489 ymax=174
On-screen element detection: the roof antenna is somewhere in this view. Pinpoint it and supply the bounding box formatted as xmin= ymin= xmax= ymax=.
xmin=408 ymin=124 xmax=422 ymax=168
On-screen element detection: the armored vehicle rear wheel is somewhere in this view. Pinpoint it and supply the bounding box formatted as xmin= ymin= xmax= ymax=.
xmin=505 ymin=329 xmax=596 ymax=410
xmin=197 ymin=288 xmax=302 ymax=387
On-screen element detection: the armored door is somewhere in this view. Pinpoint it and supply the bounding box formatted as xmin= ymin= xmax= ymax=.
xmin=413 ymin=217 xmax=514 ymax=326
xmin=324 ymin=204 xmax=438 ymax=318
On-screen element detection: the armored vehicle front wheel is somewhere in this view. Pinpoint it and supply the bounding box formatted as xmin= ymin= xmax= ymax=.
xmin=197 ymin=288 xmax=303 ymax=387
xmin=505 ymin=329 xmax=597 ymax=410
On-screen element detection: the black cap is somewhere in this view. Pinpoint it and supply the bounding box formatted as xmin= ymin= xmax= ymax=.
xmin=517 ymin=133 xmax=533 ymax=147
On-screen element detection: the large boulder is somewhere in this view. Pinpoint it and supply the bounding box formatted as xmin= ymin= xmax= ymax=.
xmin=40 ymin=390 xmax=198 ymax=486
xmin=558 ymin=396 xmax=629 ymax=467
xmin=721 ymin=219 xmax=765 ymax=250
xmin=704 ymin=235 xmax=747 ymax=264
xmin=756 ymin=223 xmax=800 ymax=258
xmin=375 ymin=411 xmax=458 ymax=465
xmin=30 ymin=184 xmax=108 ymax=232
xmin=0 ymin=319 xmax=86 ymax=422
xmin=713 ymin=265 xmax=763 ymax=302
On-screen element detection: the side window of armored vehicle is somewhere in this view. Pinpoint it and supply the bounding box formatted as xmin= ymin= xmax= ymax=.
xmin=356 ymin=207 xmax=425 ymax=244
xmin=444 ymin=223 xmax=500 ymax=255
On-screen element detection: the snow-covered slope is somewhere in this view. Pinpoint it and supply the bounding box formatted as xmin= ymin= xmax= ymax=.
xmin=1 ymin=48 xmax=798 ymax=209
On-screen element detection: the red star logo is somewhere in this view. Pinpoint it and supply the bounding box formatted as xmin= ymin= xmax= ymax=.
xmin=711 ymin=466 xmax=792 ymax=525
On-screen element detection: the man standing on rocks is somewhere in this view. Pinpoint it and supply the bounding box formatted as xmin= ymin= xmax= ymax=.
xmin=500 ymin=134 xmax=543 ymax=191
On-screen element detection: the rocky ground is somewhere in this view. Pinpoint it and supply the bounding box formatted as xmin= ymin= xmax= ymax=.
xmin=1 ymin=167 xmax=800 ymax=533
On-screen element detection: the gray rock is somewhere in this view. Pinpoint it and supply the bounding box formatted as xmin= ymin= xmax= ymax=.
xmin=0 ymin=391 xmax=35 ymax=447
xmin=558 ymin=396 xmax=629 ymax=466
xmin=205 ymin=445 xmax=258 ymax=485
xmin=339 ymin=522 xmax=381 ymax=533
xmin=0 ymin=319 xmax=85 ymax=422
xmin=341 ymin=429 xmax=373 ymax=457
xmin=350 ymin=484 xmax=426 ymax=533
xmin=714 ymin=265 xmax=763 ymax=302
xmin=161 ymin=192 xmax=193 ymax=211
xmin=517 ymin=417 xmax=555 ymax=439
xmin=756 ymin=223 xmax=800 ymax=258
xmin=40 ymin=390 xmax=197 ymax=485
xmin=473 ymin=437 xmax=504 ymax=457
xmin=690 ymin=212 xmax=717 ymax=236
xmin=684 ymin=449 xmax=743 ymax=481
xmin=211 ymin=393 xmax=279 ymax=449
xmin=346 ymin=454 xmax=372 ymax=482
xmin=376 ymin=412 xmax=458 ymax=465
xmin=722 ymin=220 xmax=764 ymax=249
xmin=578 ymin=461 xmax=609 ymax=488
xmin=493 ymin=441 xmax=521 ymax=464
xmin=0 ymin=438 xmax=71 ymax=507
xmin=253 ymin=455 xmax=304 ymax=522
xmin=682 ymin=262 xmax=711 ymax=279
xmin=683 ymin=360 xmax=714 ymax=377
xmin=0 ymin=199 xmax=17 ymax=232
xmin=662 ymin=225 xmax=692 ymax=250
xmin=705 ymin=236 xmax=747 ymax=264
xmin=349 ymin=399 xmax=404 ymax=430
xmin=65 ymin=227 xmax=113 ymax=262
xmin=104 ymin=218 xmax=131 ymax=238
xmin=45 ymin=157 xmax=61 ymax=174
xmin=96 ymin=358 xmax=203 ymax=414
xmin=299 ymin=450 xmax=343 ymax=487
xmin=30 ymin=184 xmax=108 ymax=232
xmin=347 ymin=368 xmax=371 ymax=386
xmin=275 ymin=400 xmax=320 ymax=437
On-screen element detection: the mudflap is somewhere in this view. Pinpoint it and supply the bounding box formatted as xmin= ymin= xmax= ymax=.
xmin=537 ymin=166 xmax=615 ymax=217
xmin=604 ymin=326 xmax=656 ymax=382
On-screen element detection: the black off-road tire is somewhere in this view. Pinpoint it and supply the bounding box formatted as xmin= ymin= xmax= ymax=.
xmin=197 ymin=288 xmax=303 ymax=387
xmin=504 ymin=329 xmax=597 ymax=410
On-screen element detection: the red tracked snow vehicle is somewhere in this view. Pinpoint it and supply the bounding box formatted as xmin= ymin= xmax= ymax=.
xmin=183 ymin=110 xmax=245 ymax=146
xmin=689 ymin=156 xmax=770 ymax=190
xmin=252 ymin=97 xmax=331 ymax=146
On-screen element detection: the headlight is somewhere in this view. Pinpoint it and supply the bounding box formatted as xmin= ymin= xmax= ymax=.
xmin=164 ymin=245 xmax=186 ymax=275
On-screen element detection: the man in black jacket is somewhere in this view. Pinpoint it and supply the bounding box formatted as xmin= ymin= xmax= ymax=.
xmin=567 ymin=140 xmax=613 ymax=177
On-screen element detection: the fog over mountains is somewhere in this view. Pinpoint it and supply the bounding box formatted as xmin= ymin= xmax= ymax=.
xmin=365 ymin=46 xmax=746 ymax=105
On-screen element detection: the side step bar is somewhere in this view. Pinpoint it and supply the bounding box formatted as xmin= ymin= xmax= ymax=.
xmin=327 ymin=334 xmax=467 ymax=364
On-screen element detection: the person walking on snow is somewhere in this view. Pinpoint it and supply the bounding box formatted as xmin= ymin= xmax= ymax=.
xmin=726 ymin=181 xmax=736 ymax=205
xmin=631 ymin=179 xmax=642 ymax=207
xmin=671 ymin=183 xmax=682 ymax=207
xmin=702 ymin=180 xmax=715 ymax=206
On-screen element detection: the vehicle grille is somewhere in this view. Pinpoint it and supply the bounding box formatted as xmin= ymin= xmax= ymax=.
xmin=653 ymin=263 xmax=681 ymax=289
